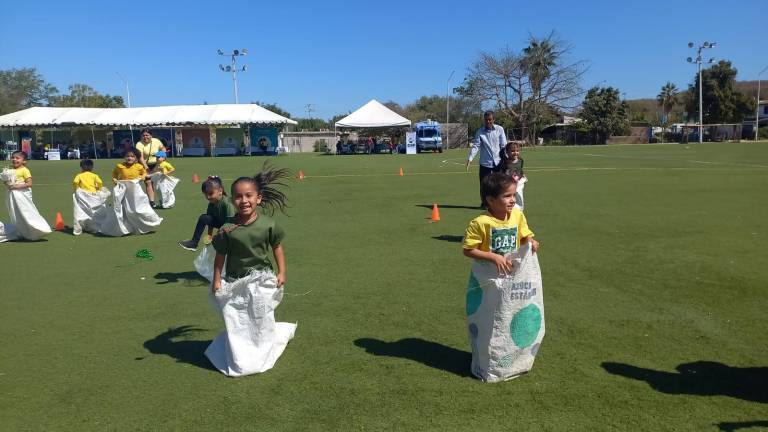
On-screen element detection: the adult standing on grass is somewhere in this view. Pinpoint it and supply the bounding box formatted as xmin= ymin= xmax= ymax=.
xmin=135 ymin=129 xmax=166 ymax=208
xmin=466 ymin=111 xmax=507 ymax=208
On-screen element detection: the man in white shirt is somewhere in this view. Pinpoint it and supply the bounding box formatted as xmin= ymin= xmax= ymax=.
xmin=466 ymin=111 xmax=508 ymax=208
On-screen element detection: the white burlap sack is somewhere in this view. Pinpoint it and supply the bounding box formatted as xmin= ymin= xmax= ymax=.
xmin=150 ymin=172 xmax=179 ymax=208
xmin=514 ymin=176 xmax=527 ymax=211
xmin=72 ymin=189 xmax=111 ymax=235
xmin=1 ymin=168 xmax=52 ymax=241
xmin=194 ymin=244 xmax=225 ymax=282
xmin=195 ymin=250 xmax=295 ymax=377
xmin=93 ymin=180 xmax=162 ymax=236
xmin=0 ymin=221 xmax=20 ymax=243
xmin=466 ymin=241 xmax=544 ymax=382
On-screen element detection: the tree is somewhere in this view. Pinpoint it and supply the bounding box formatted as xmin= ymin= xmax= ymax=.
xmin=684 ymin=60 xmax=755 ymax=124
xmin=49 ymin=84 xmax=124 ymax=108
xmin=294 ymin=117 xmax=330 ymax=131
xmin=252 ymin=101 xmax=291 ymax=118
xmin=580 ymin=87 xmax=629 ymax=144
xmin=0 ymin=68 xmax=59 ymax=115
xmin=657 ymin=82 xmax=678 ymax=121
xmin=456 ymin=32 xmax=586 ymax=144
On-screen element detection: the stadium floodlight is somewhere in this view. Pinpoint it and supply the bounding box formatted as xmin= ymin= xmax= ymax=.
xmin=217 ymin=48 xmax=249 ymax=104
xmin=686 ymin=41 xmax=716 ymax=143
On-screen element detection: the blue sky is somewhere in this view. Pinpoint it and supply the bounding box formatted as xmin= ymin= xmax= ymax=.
xmin=1 ymin=0 xmax=764 ymax=119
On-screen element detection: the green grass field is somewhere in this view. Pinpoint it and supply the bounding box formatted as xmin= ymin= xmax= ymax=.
xmin=1 ymin=143 xmax=767 ymax=431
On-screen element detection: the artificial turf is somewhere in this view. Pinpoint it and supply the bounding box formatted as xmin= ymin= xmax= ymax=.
xmin=0 ymin=142 xmax=766 ymax=431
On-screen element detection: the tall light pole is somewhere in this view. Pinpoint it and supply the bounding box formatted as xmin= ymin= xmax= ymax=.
xmin=116 ymin=72 xmax=135 ymax=148
xmin=755 ymin=65 xmax=768 ymax=141
xmin=218 ymin=49 xmax=248 ymax=104
xmin=687 ymin=41 xmax=716 ymax=143
xmin=446 ymin=70 xmax=454 ymax=150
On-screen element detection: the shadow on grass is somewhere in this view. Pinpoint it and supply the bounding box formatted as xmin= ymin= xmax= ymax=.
xmin=154 ymin=271 xmax=208 ymax=286
xmin=354 ymin=338 xmax=472 ymax=377
xmin=601 ymin=361 xmax=768 ymax=404
xmin=432 ymin=234 xmax=464 ymax=243
xmin=143 ymin=326 xmax=216 ymax=371
xmin=415 ymin=204 xmax=479 ymax=210
xmin=716 ymin=421 xmax=768 ymax=432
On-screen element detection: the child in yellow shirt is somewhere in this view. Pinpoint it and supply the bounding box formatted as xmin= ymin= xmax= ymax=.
xmin=73 ymin=159 xmax=104 ymax=192
xmin=154 ymin=151 xmax=175 ymax=175
xmin=112 ymin=148 xmax=147 ymax=183
xmin=1 ymin=151 xmax=52 ymax=240
xmin=7 ymin=151 xmax=32 ymax=191
xmin=150 ymin=151 xmax=179 ymax=209
xmin=72 ymin=159 xmax=109 ymax=235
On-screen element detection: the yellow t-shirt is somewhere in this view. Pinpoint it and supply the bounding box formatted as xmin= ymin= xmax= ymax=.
xmin=135 ymin=138 xmax=164 ymax=165
xmin=463 ymin=209 xmax=534 ymax=255
xmin=14 ymin=167 xmax=32 ymax=184
xmin=157 ymin=160 xmax=175 ymax=175
xmin=112 ymin=163 xmax=146 ymax=181
xmin=73 ymin=171 xmax=104 ymax=192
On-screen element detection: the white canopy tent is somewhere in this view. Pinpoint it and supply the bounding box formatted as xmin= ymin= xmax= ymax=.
xmin=0 ymin=104 xmax=297 ymax=127
xmin=0 ymin=104 xmax=297 ymax=158
xmin=335 ymin=99 xmax=411 ymax=128
xmin=334 ymin=99 xmax=411 ymax=153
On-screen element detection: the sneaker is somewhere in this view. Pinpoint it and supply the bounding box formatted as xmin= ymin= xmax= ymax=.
xmin=178 ymin=240 xmax=198 ymax=251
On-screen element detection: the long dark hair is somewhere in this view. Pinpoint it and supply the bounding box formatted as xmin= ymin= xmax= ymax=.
xmin=231 ymin=162 xmax=290 ymax=215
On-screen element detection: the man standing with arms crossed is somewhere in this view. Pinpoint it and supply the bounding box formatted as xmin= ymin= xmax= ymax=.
xmin=466 ymin=110 xmax=507 ymax=208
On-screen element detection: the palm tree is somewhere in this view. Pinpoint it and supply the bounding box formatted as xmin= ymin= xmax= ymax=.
xmin=522 ymin=34 xmax=559 ymax=145
xmin=657 ymin=82 xmax=678 ymax=142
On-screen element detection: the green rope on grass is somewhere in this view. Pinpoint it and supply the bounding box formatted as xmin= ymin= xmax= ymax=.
xmin=135 ymin=249 xmax=154 ymax=261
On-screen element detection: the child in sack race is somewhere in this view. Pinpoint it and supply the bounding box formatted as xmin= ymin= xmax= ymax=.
xmin=204 ymin=163 xmax=296 ymax=377
xmin=462 ymin=172 xmax=544 ymax=382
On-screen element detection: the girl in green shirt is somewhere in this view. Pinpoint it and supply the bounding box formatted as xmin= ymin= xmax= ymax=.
xmin=211 ymin=164 xmax=290 ymax=292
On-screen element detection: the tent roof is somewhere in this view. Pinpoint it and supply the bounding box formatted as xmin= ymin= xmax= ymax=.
xmin=335 ymin=99 xmax=411 ymax=128
xmin=0 ymin=104 xmax=297 ymax=127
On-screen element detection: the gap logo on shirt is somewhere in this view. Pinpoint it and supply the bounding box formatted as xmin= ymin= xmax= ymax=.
xmin=491 ymin=227 xmax=517 ymax=255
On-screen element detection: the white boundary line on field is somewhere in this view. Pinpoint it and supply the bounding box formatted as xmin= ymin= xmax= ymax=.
xmin=582 ymin=153 xmax=768 ymax=169
xmin=28 ymin=164 xmax=766 ymax=186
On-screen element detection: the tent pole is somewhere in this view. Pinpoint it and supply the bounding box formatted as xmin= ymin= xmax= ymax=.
xmin=90 ymin=127 xmax=97 ymax=159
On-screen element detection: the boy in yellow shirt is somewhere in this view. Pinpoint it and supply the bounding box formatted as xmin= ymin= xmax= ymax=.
xmin=149 ymin=151 xmax=179 ymax=209
xmin=153 ymin=151 xmax=175 ymax=175
xmin=72 ymin=159 xmax=103 ymax=192
xmin=72 ymin=159 xmax=109 ymax=236
xmin=463 ymin=172 xmax=539 ymax=274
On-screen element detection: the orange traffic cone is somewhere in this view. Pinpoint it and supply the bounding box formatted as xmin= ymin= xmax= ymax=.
xmin=399 ymin=167 xmax=404 ymax=176
xmin=297 ymin=170 xmax=305 ymax=180
xmin=55 ymin=212 xmax=65 ymax=231
xmin=193 ymin=173 xmax=199 ymax=183
xmin=430 ymin=204 xmax=441 ymax=222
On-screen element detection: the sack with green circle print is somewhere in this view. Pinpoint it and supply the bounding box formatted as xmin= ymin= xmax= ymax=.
xmin=466 ymin=241 xmax=544 ymax=382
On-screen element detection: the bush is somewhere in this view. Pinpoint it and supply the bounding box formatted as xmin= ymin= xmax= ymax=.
xmin=313 ymin=139 xmax=328 ymax=152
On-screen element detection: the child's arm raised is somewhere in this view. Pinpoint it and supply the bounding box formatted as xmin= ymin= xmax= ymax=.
xmin=463 ymin=248 xmax=514 ymax=275
xmin=212 ymin=253 xmax=225 ymax=293
xmin=273 ymin=243 xmax=286 ymax=287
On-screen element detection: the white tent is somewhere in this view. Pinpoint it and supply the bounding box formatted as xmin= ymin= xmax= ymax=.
xmin=335 ymin=100 xmax=411 ymax=128
xmin=0 ymin=104 xmax=297 ymax=127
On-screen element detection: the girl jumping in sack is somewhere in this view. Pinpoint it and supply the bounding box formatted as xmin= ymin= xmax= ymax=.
xmin=211 ymin=164 xmax=290 ymax=291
